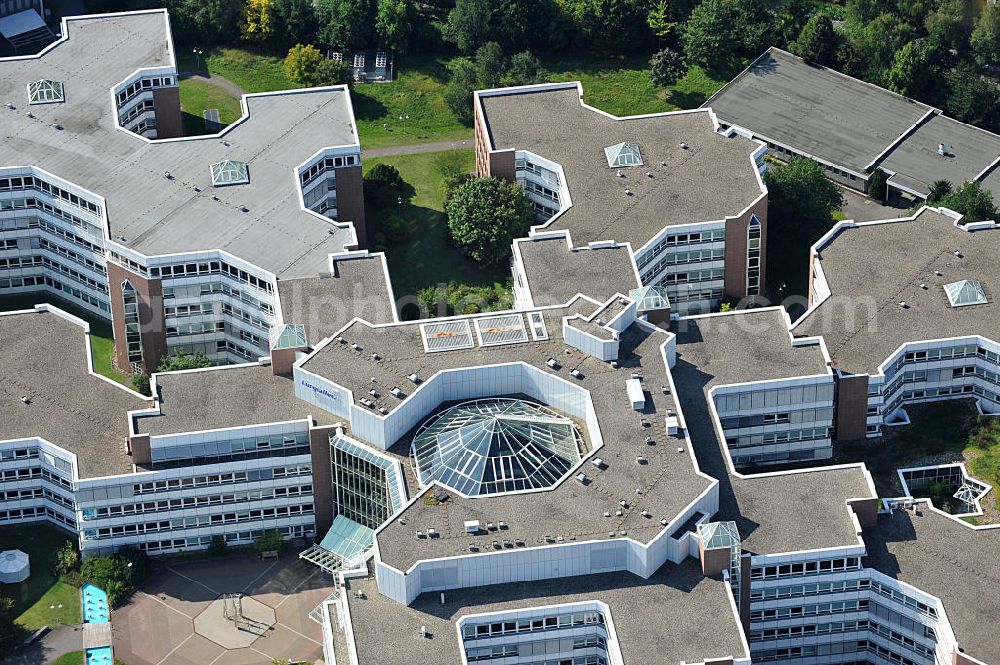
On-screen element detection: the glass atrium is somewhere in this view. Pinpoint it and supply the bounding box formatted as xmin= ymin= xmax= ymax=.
xmin=411 ymin=398 xmax=584 ymax=496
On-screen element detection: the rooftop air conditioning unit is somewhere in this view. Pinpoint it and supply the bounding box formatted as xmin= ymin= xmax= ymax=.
xmin=391 ymin=387 xmax=404 ymax=398
xmin=408 ymin=373 xmax=420 ymax=384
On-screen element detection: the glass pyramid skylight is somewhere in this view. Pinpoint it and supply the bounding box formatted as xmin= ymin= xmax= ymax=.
xmin=630 ymin=286 xmax=670 ymax=311
xmin=605 ymin=142 xmax=642 ymax=168
xmin=411 ymin=398 xmax=583 ymax=496
xmin=269 ymin=323 xmax=307 ymax=350
xmin=698 ymin=521 xmax=740 ymax=549
xmin=943 ymin=280 xmax=987 ymax=308
xmin=210 ymin=159 xmax=249 ymax=186
xmin=27 ymin=79 xmax=64 ymax=105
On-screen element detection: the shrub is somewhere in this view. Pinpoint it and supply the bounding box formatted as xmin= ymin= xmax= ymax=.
xmin=208 ymin=535 xmax=229 ymax=557
xmin=364 ymin=164 xmax=406 ymax=210
xmin=283 ymin=44 xmax=353 ymax=88
xmin=130 ymin=372 xmax=150 ymax=395
xmin=866 ymin=168 xmax=888 ymax=203
xmin=649 ymin=48 xmax=686 ymax=87
xmin=54 ymin=540 xmax=79 ymax=578
xmin=253 ymin=529 xmax=285 ymax=556
xmin=157 ymin=351 xmax=210 ymax=373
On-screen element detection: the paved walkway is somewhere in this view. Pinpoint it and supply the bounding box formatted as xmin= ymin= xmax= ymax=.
xmin=362 ymin=138 xmax=473 ymax=159
xmin=838 ymin=186 xmax=910 ymax=222
xmin=0 ymin=624 xmax=83 ymax=665
xmin=177 ymin=71 xmax=247 ymax=99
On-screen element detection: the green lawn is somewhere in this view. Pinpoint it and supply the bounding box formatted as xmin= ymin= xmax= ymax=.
xmin=176 ymin=48 xmax=291 ymax=93
xmin=0 ymin=524 xmax=82 ymax=633
xmin=363 ymin=149 xmax=509 ymax=307
xmin=0 ymin=294 xmax=127 ymax=385
xmin=171 ymin=48 xmax=727 ymax=150
xmin=178 ymin=76 xmax=243 ymax=136
xmin=545 ymin=55 xmax=727 ymax=116
xmin=50 ymin=652 xmax=84 ymax=665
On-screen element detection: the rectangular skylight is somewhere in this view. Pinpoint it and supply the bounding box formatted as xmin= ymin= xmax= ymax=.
xmin=528 ymin=311 xmax=549 ymax=340
xmin=475 ymin=314 xmax=527 ymax=347
xmin=420 ymin=320 xmax=474 ymax=353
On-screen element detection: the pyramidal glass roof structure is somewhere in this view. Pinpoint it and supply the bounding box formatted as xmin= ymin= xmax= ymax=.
xmin=698 ymin=521 xmax=740 ymax=549
xmin=270 ymin=323 xmax=307 ymax=350
xmin=27 ymin=79 xmax=63 ymax=105
xmin=630 ymin=286 xmax=670 ymax=311
xmin=943 ymin=279 xmax=987 ymax=308
xmin=210 ymin=159 xmax=250 ymax=186
xmin=411 ymin=398 xmax=584 ymax=496
xmin=605 ymin=142 xmax=642 ymax=168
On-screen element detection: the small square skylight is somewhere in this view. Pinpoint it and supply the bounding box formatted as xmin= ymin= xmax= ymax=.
xmin=605 ymin=142 xmax=642 ymax=168
xmin=943 ymin=279 xmax=987 ymax=308
xmin=210 ymin=159 xmax=249 ymax=186
xmin=27 ymin=79 xmax=64 ymax=105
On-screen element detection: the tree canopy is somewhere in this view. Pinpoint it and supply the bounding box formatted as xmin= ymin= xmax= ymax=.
xmin=649 ymin=47 xmax=686 ymax=87
xmin=936 ymin=181 xmax=998 ymax=222
xmin=445 ymin=177 xmax=535 ymax=264
xmin=792 ymin=14 xmax=838 ymax=67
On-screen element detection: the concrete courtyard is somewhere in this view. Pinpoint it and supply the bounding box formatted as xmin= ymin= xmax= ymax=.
xmin=111 ymin=554 xmax=334 ymax=665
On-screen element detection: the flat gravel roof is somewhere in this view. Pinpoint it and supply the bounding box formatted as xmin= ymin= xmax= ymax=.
xmin=704 ymin=48 xmax=932 ymax=175
xmin=673 ymin=309 xmax=873 ymax=555
xmin=793 ymin=208 xmax=1000 ymax=374
xmin=479 ymin=85 xmax=764 ymax=248
xmin=0 ymin=11 xmax=357 ymax=280
xmin=136 ymin=363 xmax=334 ymax=437
xmin=277 ymin=253 xmax=397 ymax=344
xmin=0 ymin=308 xmax=149 ymax=478
xmin=338 ymin=558 xmax=747 ymax=665
xmin=516 ymin=236 xmax=640 ymax=307
xmin=879 ymin=114 xmax=1000 ymax=198
xmin=865 ymin=508 xmax=1000 ymax=664
xmin=362 ymin=306 xmax=713 ymax=571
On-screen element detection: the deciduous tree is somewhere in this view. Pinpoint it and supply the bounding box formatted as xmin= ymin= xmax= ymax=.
xmin=446 ymin=178 xmax=535 ymax=264
xmin=972 ymin=4 xmax=1000 ymax=68
xmin=792 ymin=14 xmax=837 ymax=67
xmin=376 ymin=0 xmax=413 ymax=52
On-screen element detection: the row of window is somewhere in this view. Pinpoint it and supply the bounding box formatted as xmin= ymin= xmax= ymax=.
xmin=642 ymin=247 xmax=724 ymax=280
xmin=0 ymin=504 xmax=75 ymax=528
xmin=0 ymin=448 xmax=36 ymax=461
xmin=896 ymin=344 xmax=981 ymax=370
xmin=83 ymin=503 xmax=315 ymax=540
xmin=153 ymin=260 xmax=275 ymax=295
xmin=166 ymin=320 xmax=225 ymax=337
xmin=754 ymin=641 xmax=918 ymax=665
xmin=163 ymin=281 xmax=274 ymax=315
xmin=133 ymin=464 xmax=311 ymax=494
xmin=752 ymin=599 xmax=867 ymax=621
xmin=752 ymin=577 xmax=870 ymax=601
xmin=299 ymin=154 xmax=357 ymax=186
xmin=726 ymin=427 xmax=832 ymax=449
xmin=116 ymin=75 xmax=174 ymax=107
xmin=751 ymin=557 xmax=861 ymax=580
xmin=667 ymin=286 xmax=725 ymax=304
xmin=637 ymin=228 xmax=726 ymax=270
xmin=148 ymin=445 xmax=311 ymax=472
xmin=656 ymin=267 xmax=723 ymax=285
xmin=0 ymin=486 xmax=73 ymax=509
xmin=221 ymin=301 xmax=270 ymax=330
xmin=40 ymin=238 xmax=105 ymax=274
xmin=720 ymin=408 xmax=832 ymax=430
xmin=463 ymin=611 xmax=604 ymax=639
xmin=0 ymin=255 xmax=41 ymax=270
xmin=137 ymin=524 xmax=308 ymax=553
xmin=0 ymin=274 xmax=110 ymax=312
xmin=522 ymin=178 xmax=560 ymax=204
xmin=19 ymin=213 xmax=104 ymax=253
xmin=466 ymin=636 xmax=605 ymax=662
xmin=120 ymin=98 xmax=155 ymax=126
xmin=0 ymin=175 xmax=103 ymax=216
xmin=81 ymin=484 xmax=313 ymax=520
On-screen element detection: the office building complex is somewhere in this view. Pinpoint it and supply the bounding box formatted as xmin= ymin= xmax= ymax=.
xmin=2 ymin=15 xmax=1000 ymax=665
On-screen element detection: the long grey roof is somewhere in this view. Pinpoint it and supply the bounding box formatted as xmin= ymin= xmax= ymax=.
xmin=878 ymin=114 xmax=1000 ymax=198
xmin=673 ymin=309 xmax=874 ymax=555
xmin=336 ymin=559 xmax=747 ymax=665
xmin=793 ymin=208 xmax=1000 ymax=374
xmin=136 ymin=363 xmax=333 ymax=437
xmin=278 ymin=253 xmax=398 ymax=344
xmin=865 ymin=508 xmax=1000 ymax=664
xmin=0 ymin=308 xmax=149 ymax=478
xmin=479 ymin=84 xmax=764 ymax=248
xmin=704 ymin=47 xmax=933 ymax=175
xmin=515 ymin=235 xmax=640 ymax=307
xmin=0 ymin=11 xmax=357 ymax=279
